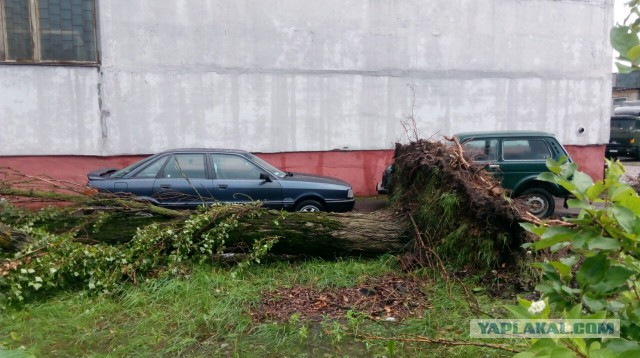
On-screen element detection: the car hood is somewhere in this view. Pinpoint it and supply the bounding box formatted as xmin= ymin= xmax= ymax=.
xmin=87 ymin=168 xmax=118 ymax=180
xmin=280 ymin=173 xmax=351 ymax=187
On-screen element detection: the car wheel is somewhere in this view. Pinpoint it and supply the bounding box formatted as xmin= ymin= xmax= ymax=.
xmin=295 ymin=200 xmax=324 ymax=212
xmin=521 ymin=188 xmax=555 ymax=218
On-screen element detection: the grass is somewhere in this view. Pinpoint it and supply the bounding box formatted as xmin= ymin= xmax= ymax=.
xmin=0 ymin=257 xmax=517 ymax=357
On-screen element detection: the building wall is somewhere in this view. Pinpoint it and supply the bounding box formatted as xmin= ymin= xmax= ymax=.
xmin=0 ymin=0 xmax=614 ymax=195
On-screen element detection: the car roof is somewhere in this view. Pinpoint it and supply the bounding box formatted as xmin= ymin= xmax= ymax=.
xmin=454 ymin=130 xmax=557 ymax=141
xmin=614 ymin=106 xmax=640 ymax=116
xmin=155 ymin=148 xmax=252 ymax=155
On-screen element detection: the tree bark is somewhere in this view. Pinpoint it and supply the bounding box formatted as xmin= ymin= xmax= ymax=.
xmin=229 ymin=209 xmax=408 ymax=256
xmin=1 ymin=207 xmax=409 ymax=256
xmin=0 ymin=223 xmax=34 ymax=252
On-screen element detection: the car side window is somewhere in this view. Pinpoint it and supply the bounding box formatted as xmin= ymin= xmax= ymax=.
xmin=162 ymin=154 xmax=207 ymax=179
xmin=503 ymin=139 xmax=551 ymax=161
xmin=133 ymin=156 xmax=168 ymax=178
xmin=210 ymin=154 xmax=263 ymax=180
xmin=462 ymin=139 xmax=498 ymax=161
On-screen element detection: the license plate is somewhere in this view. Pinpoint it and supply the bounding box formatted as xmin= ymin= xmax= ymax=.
xmin=610 ymin=149 xmax=618 ymax=153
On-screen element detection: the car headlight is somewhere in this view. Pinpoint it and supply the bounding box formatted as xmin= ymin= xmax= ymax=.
xmin=347 ymin=189 xmax=353 ymax=199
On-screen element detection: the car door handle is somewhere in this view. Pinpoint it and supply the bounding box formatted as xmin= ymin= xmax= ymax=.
xmin=160 ymin=184 xmax=171 ymax=189
xmin=218 ymin=184 xmax=228 ymax=189
xmin=488 ymin=164 xmax=500 ymax=169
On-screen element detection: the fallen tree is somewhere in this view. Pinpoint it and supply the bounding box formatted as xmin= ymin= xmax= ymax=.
xmin=0 ymin=138 xmax=540 ymax=305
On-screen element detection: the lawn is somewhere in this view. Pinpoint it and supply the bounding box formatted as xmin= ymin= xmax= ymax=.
xmin=0 ymin=257 xmax=518 ymax=357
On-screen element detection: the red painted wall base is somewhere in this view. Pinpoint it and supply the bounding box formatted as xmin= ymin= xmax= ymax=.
xmin=0 ymin=145 xmax=604 ymax=197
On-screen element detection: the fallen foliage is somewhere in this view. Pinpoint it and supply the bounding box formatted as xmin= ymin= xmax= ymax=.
xmin=251 ymin=274 xmax=430 ymax=323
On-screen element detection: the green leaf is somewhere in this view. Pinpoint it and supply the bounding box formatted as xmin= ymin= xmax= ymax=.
xmin=513 ymin=353 xmax=536 ymax=358
xmin=505 ymin=304 xmax=532 ymax=319
xmin=559 ymin=161 xmax=577 ymax=178
xmin=566 ymin=304 xmax=583 ymax=319
xmin=566 ymin=198 xmax=590 ymax=209
xmin=576 ymin=254 xmax=608 ymax=287
xmin=588 ymin=237 xmax=621 ymax=251
xmin=616 ymin=61 xmax=634 ymax=73
xmin=538 ymin=171 xmax=557 ymax=182
xmin=603 ymin=339 xmax=640 ymax=354
xmin=550 ymin=260 xmax=571 ymax=279
xmin=610 ymin=185 xmax=635 ymax=202
xmin=590 ymin=266 xmax=634 ymax=295
xmin=607 ymin=300 xmax=626 ymax=313
xmin=629 ymin=44 xmax=640 ymax=63
xmin=533 ymin=227 xmax=574 ymax=250
xmin=611 ymin=25 xmax=640 ymax=55
xmin=572 ymin=171 xmax=594 ymax=195
xmin=611 ymin=204 xmax=640 ymax=235
xmin=586 ymin=180 xmax=606 ymax=200
xmin=582 ymin=294 xmax=606 ymax=311
xmin=560 ymin=255 xmax=579 ymax=267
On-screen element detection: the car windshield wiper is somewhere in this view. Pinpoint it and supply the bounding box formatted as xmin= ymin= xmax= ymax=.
xmin=286 ymin=171 xmax=293 ymax=177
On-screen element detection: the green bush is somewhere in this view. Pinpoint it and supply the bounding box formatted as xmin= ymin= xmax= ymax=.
xmin=509 ymin=158 xmax=640 ymax=357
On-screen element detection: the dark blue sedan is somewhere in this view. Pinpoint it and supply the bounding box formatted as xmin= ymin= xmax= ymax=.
xmin=88 ymin=149 xmax=355 ymax=212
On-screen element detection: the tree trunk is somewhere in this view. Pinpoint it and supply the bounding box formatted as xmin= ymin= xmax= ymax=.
xmin=1 ymin=207 xmax=409 ymax=256
xmin=0 ymin=223 xmax=34 ymax=252
xmin=229 ymin=210 xmax=408 ymax=256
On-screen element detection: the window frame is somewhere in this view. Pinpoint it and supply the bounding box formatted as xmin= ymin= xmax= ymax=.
xmin=160 ymin=153 xmax=209 ymax=180
xmin=0 ymin=0 xmax=100 ymax=66
xmin=501 ymin=138 xmax=552 ymax=162
xmin=210 ymin=153 xmax=268 ymax=181
xmin=461 ymin=138 xmax=498 ymax=163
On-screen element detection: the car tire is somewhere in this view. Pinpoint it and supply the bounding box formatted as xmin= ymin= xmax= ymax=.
xmin=294 ymin=200 xmax=324 ymax=212
xmin=521 ymin=188 xmax=555 ymax=218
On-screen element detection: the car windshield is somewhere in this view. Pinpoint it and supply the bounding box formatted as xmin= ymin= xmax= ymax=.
xmin=110 ymin=155 xmax=156 ymax=178
xmin=611 ymin=119 xmax=635 ymax=130
xmin=247 ymin=154 xmax=286 ymax=178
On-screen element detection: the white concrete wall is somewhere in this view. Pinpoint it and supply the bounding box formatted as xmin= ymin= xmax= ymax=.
xmin=0 ymin=0 xmax=613 ymax=155
xmin=0 ymin=66 xmax=101 ymax=155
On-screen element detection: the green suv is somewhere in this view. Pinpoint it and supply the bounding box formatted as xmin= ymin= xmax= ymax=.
xmin=456 ymin=131 xmax=571 ymax=218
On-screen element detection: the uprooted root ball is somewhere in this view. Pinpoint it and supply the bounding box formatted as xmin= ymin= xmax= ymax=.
xmin=388 ymin=139 xmax=529 ymax=271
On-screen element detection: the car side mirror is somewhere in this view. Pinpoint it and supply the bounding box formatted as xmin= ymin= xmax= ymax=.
xmin=259 ymin=172 xmax=272 ymax=182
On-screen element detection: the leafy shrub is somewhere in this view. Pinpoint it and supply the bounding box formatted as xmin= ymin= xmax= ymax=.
xmin=510 ymin=158 xmax=640 ymax=357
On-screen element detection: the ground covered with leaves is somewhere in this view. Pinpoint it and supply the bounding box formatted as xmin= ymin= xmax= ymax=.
xmin=253 ymin=274 xmax=430 ymax=323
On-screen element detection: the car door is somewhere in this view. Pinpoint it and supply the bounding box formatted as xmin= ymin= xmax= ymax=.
xmin=120 ymin=155 xmax=170 ymax=198
xmin=152 ymin=153 xmax=215 ymax=207
xmin=498 ymin=138 xmax=552 ymax=191
xmin=461 ymin=138 xmax=501 ymax=181
xmin=209 ymin=153 xmax=283 ymax=208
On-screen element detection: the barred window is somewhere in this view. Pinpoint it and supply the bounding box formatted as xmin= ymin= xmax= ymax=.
xmin=0 ymin=0 xmax=98 ymax=64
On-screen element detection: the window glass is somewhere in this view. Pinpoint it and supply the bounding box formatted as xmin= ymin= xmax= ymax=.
xmin=4 ymin=0 xmax=33 ymax=60
xmin=246 ymin=153 xmax=286 ymax=178
xmin=38 ymin=0 xmax=97 ymax=61
xmin=163 ymin=154 xmax=207 ymax=179
xmin=1 ymin=0 xmax=97 ymax=62
xmin=611 ymin=119 xmax=634 ymax=130
xmin=210 ymin=154 xmax=264 ymax=180
xmin=133 ymin=156 xmax=168 ymax=178
xmin=462 ymin=139 xmax=498 ymax=161
xmin=503 ymin=139 xmax=551 ymax=161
